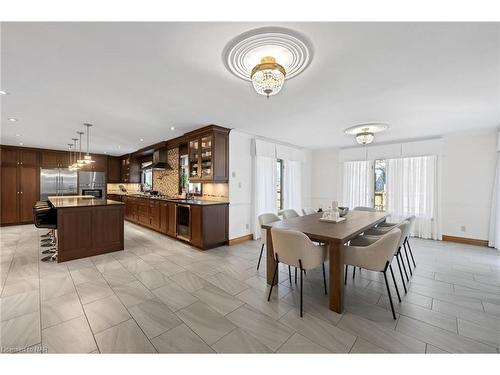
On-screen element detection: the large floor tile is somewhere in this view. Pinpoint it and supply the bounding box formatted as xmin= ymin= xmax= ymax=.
xmin=41 ymin=292 xmax=84 ymax=329
xmin=40 ymin=274 xmax=75 ymax=300
xmin=101 ymin=266 xmax=137 ymax=287
xmin=432 ymin=299 xmax=500 ymax=330
xmin=176 ymin=301 xmax=236 ymax=345
xmin=226 ymin=305 xmax=294 ymax=351
xmin=396 ymin=315 xmax=496 ymax=353
xmin=168 ymin=271 xmax=210 ymax=292
xmin=457 ymin=319 xmax=500 ymax=348
xmin=128 ymin=299 xmax=182 ymax=339
xmin=397 ymin=301 xmax=458 ymax=333
xmin=277 ymin=332 xmax=330 ymax=353
xmin=75 ymin=279 xmax=114 ymax=305
xmin=134 ymin=269 xmax=172 ymax=290
xmin=83 ymin=294 xmax=131 ymax=333
xmin=112 ymin=280 xmax=155 ymax=307
xmin=349 ymin=337 xmax=387 ymax=353
xmin=42 ymin=315 xmax=96 ymax=353
xmin=235 ymin=287 xmax=293 ymax=320
xmin=0 ymin=290 xmax=39 ymax=321
xmin=212 ymin=328 xmax=272 ymax=353
xmin=94 ymin=319 xmax=157 ymax=353
xmin=0 ymin=311 xmax=41 ymax=352
xmin=206 ymin=272 xmax=249 ymax=296
xmin=151 ymin=323 xmax=214 ymax=353
xmin=152 ymin=282 xmax=198 ymax=311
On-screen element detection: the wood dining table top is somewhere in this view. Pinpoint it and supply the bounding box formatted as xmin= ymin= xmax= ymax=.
xmin=261 ymin=210 xmax=390 ymax=243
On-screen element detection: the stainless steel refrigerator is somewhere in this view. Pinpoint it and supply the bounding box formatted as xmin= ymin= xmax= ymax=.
xmin=78 ymin=171 xmax=106 ymax=198
xmin=40 ymin=168 xmax=78 ymax=200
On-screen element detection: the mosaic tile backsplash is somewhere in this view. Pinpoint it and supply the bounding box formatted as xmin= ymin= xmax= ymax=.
xmin=152 ymin=148 xmax=179 ymax=196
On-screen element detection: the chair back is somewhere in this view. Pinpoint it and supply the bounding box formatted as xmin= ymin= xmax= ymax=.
xmin=393 ymin=220 xmax=411 ymax=250
xmin=353 ymin=206 xmax=377 ymax=212
xmin=302 ymin=207 xmax=317 ymax=215
xmin=258 ymin=213 xmax=281 ymax=243
xmin=350 ymin=228 xmax=401 ymax=272
xmin=278 ymin=209 xmax=300 ymax=219
xmin=406 ymin=215 xmax=416 ymax=238
xmin=271 ymin=228 xmax=326 ymax=270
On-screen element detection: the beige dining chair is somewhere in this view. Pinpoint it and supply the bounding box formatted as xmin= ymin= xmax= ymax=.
xmin=302 ymin=207 xmax=317 ymax=215
xmin=257 ymin=213 xmax=281 ymax=270
xmin=278 ymin=209 xmax=300 ymax=219
xmin=269 ymin=228 xmax=327 ymax=317
xmin=344 ymin=228 xmax=402 ymax=319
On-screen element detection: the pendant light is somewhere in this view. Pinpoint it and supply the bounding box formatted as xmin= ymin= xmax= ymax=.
xmin=67 ymin=143 xmax=74 ymax=171
xmin=71 ymin=138 xmax=81 ymax=170
xmin=83 ymin=123 xmax=95 ymax=164
xmin=250 ymin=56 xmax=286 ymax=99
xmin=76 ymin=131 xmax=86 ymax=167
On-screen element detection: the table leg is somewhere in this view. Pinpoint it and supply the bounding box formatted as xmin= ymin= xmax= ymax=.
xmin=266 ymin=227 xmax=278 ymax=286
xmin=328 ymin=240 xmax=344 ymax=313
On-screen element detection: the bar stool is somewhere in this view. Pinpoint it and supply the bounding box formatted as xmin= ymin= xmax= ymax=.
xmin=32 ymin=203 xmax=58 ymax=262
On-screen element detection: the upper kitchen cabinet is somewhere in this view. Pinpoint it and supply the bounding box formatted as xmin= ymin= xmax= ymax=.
xmin=107 ymin=156 xmax=122 ymax=183
xmin=80 ymin=153 xmax=107 ymax=172
xmin=41 ymin=150 xmax=69 ymax=168
xmin=186 ymin=125 xmax=230 ymax=183
xmin=121 ymin=155 xmax=141 ymax=183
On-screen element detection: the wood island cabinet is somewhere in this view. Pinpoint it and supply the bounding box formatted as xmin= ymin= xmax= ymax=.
xmin=0 ymin=147 xmax=39 ymax=225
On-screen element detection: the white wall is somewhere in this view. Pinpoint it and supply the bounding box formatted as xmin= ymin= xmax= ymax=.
xmin=228 ymin=130 xmax=254 ymax=240
xmin=442 ymin=131 xmax=497 ymax=240
xmin=310 ymin=148 xmax=340 ymax=210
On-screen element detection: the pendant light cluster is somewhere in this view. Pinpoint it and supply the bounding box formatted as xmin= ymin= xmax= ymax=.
xmin=68 ymin=123 xmax=96 ymax=171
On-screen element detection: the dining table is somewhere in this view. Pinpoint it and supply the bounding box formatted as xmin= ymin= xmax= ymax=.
xmin=261 ymin=210 xmax=389 ymax=313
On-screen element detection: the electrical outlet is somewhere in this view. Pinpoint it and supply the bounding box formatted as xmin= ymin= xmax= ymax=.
xmin=232 ymin=171 xmax=236 ymax=178
xmin=460 ymin=225 xmax=466 ymax=232
xmin=245 ymin=223 xmax=249 ymax=230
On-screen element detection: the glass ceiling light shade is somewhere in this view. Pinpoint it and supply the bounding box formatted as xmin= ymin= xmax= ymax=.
xmin=83 ymin=123 xmax=95 ymax=164
xmin=355 ymin=132 xmax=375 ymax=145
xmin=251 ymin=56 xmax=286 ymax=98
xmin=223 ymin=27 xmax=312 ymax=98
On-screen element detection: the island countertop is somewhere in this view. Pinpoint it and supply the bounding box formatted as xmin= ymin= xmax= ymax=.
xmin=49 ymin=196 xmax=124 ymax=208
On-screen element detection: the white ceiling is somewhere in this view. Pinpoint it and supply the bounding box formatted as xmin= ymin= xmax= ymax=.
xmin=1 ymin=22 xmax=499 ymax=155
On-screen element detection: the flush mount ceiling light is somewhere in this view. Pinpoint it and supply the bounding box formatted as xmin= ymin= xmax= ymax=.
xmin=223 ymin=27 xmax=312 ymax=98
xmin=344 ymin=123 xmax=390 ymax=145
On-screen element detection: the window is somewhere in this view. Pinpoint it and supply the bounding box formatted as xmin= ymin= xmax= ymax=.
xmin=141 ymin=161 xmax=153 ymax=191
xmin=276 ymin=159 xmax=283 ymax=210
xmin=374 ymin=159 xmax=387 ymax=210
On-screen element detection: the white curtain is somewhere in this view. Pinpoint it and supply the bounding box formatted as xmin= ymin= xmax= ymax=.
xmin=386 ymin=155 xmax=441 ymax=240
xmin=283 ymin=160 xmax=302 ymax=213
xmin=253 ymin=156 xmax=277 ymax=239
xmin=341 ymin=160 xmax=374 ymax=209
xmin=488 ymin=153 xmax=500 ymax=249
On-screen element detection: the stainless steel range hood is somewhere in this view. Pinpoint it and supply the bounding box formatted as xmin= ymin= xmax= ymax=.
xmin=145 ymin=148 xmax=172 ymax=170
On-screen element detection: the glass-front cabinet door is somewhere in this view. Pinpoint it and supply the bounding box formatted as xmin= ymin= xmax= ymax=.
xmin=188 ymin=139 xmax=200 ymax=180
xmin=200 ymin=134 xmax=213 ymax=180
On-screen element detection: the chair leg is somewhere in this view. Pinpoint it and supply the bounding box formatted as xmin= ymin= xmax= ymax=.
xmin=404 ymin=243 xmax=413 ymax=276
xmin=399 ymin=249 xmax=409 ymax=282
xmin=383 ymin=268 xmax=397 ymax=320
xmin=344 ymin=265 xmax=348 ymax=285
xmin=395 ymin=253 xmax=407 ymax=294
xmin=288 ymin=265 xmax=292 ymax=284
xmin=353 ymin=266 xmax=356 ymax=279
xmin=322 ymin=263 xmax=327 ymax=295
xmin=389 ymin=264 xmax=401 ymax=302
xmin=267 ymin=257 xmax=279 ymax=302
xmin=257 ymin=244 xmax=264 ymax=270
xmin=294 ymin=267 xmax=297 ymax=284
xmin=406 ymin=238 xmax=417 ymax=268
xmin=298 ymin=259 xmax=304 ymax=317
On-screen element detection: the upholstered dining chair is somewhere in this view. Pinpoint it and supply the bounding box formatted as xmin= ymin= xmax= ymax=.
xmin=302 ymin=207 xmax=317 ymax=215
xmin=257 ymin=213 xmax=281 ymax=270
xmin=343 ymin=228 xmax=402 ymax=319
xmin=278 ymin=209 xmax=300 ymax=219
xmin=269 ymin=228 xmax=328 ymax=317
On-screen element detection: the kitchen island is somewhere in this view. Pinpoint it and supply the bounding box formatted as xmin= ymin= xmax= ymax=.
xmin=49 ymin=196 xmax=124 ymax=262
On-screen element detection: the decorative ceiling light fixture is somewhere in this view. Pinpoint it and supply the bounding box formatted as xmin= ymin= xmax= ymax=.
xmin=70 ymin=138 xmax=80 ymax=170
xmin=76 ymin=132 xmax=86 ymax=167
xmin=223 ymin=27 xmax=312 ymax=98
xmin=344 ymin=123 xmax=390 ymax=145
xmin=67 ymin=143 xmax=75 ymax=171
xmin=83 ymin=123 xmax=95 ymax=164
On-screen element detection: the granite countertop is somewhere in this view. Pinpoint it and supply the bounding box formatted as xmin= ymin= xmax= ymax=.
xmin=114 ymin=193 xmax=229 ymax=206
xmin=49 ymin=196 xmax=124 ymax=208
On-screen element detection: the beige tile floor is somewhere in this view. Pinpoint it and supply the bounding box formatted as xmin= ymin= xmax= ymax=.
xmin=1 ymin=222 xmax=500 ymax=354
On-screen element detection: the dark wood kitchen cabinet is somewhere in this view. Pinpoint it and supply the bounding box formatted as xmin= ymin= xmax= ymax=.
xmin=0 ymin=147 xmax=39 ymax=225
xmin=186 ymin=126 xmax=229 ymax=183
xmin=107 ymin=156 xmax=122 ymax=183
xmin=148 ymin=200 xmax=160 ymax=230
xmin=121 ymin=155 xmax=141 ymax=183
xmin=190 ymin=204 xmax=228 ymax=249
xmin=80 ymin=154 xmax=107 ymax=172
xmin=41 ymin=150 xmax=68 ymax=168
xmin=160 ymin=201 xmax=176 ymax=236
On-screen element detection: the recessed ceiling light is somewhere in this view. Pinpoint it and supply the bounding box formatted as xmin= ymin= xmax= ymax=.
xmin=8 ymin=118 xmax=18 ymax=122
xmin=104 ymin=151 xmax=107 ymax=154
xmin=0 ymin=90 xmax=8 ymax=95
xmin=19 ymin=142 xmax=23 ymax=146
xmin=140 ymin=138 xmax=144 ymax=142
xmin=170 ymin=126 xmax=175 ymax=131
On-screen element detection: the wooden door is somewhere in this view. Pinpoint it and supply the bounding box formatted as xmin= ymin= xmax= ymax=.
xmin=200 ymin=134 xmax=213 ymax=181
xmin=188 ymin=138 xmax=201 ymax=181
xmin=41 ymin=151 xmax=63 ymax=168
xmin=19 ymin=149 xmax=39 ymax=167
xmin=190 ymin=205 xmax=202 ymax=247
xmin=19 ymin=165 xmax=38 ymax=222
xmin=0 ymin=164 xmax=19 ymax=224
xmin=159 ymin=202 xmax=168 ymax=234
xmin=0 ymin=148 xmax=19 ymax=166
